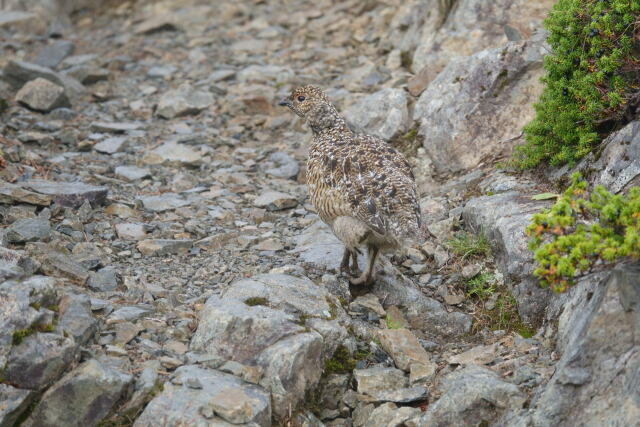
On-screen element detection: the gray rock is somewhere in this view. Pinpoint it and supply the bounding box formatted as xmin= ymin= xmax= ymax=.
xmin=3 ymin=60 xmax=85 ymax=97
xmin=64 ymin=65 xmax=110 ymax=84
xmin=377 ymin=328 xmax=432 ymax=371
xmin=27 ymin=359 xmax=133 ymax=427
xmin=253 ymin=191 xmax=298 ymax=211
xmin=418 ymin=365 xmax=526 ymax=426
xmin=575 ymin=120 xmax=640 ymax=193
xmin=344 ymin=88 xmax=409 ymax=141
xmin=5 ymin=333 xmax=77 ymax=391
xmin=15 ymin=78 xmax=70 ymax=112
xmin=364 ymin=402 xmax=422 ymax=427
xmin=34 ymin=40 xmax=75 ymax=69
xmin=237 ymin=64 xmax=293 ymax=84
xmin=415 ymin=40 xmax=545 ymax=174
xmin=6 ymin=218 xmax=51 ymax=243
xmin=0 ymin=276 xmax=57 ymax=365
xmin=138 ymin=193 xmax=190 ymax=212
xmin=0 ymin=384 xmax=36 ymax=427
xmin=411 ymin=0 xmax=550 ymax=75
xmin=90 ymin=121 xmax=141 ymax=133
xmin=106 ymin=306 xmax=153 ymax=324
xmin=19 ymin=179 xmax=108 ymax=208
xmin=523 ymin=265 xmax=640 ymax=427
xmin=156 ymin=83 xmax=213 ymax=119
xmin=190 ymin=295 xmax=304 ymax=363
xmin=222 ymin=273 xmax=335 ymax=319
xmin=134 ymin=365 xmax=270 ymax=427
xmin=0 ymin=247 xmax=38 ymax=280
xmin=94 ymin=137 xmax=127 ymax=154
xmin=147 ymin=64 xmax=177 ymax=79
xmin=115 ymin=223 xmax=147 ymax=241
xmin=142 ymin=141 xmax=202 ymax=166
xmin=37 ymin=251 xmax=90 ymax=284
xmin=463 ymin=192 xmax=552 ymax=323
xmin=355 ymin=366 xmax=408 ymax=396
xmin=263 ymin=151 xmax=300 ymax=179
xmin=136 ymin=239 xmax=193 ymax=256
xmin=0 ymin=181 xmax=52 ymax=206
xmin=0 ymin=11 xmax=36 ymax=27
xmin=87 ymin=267 xmax=119 ymax=292
xmin=58 ymin=293 xmax=97 ymax=345
xmin=320 ymin=374 xmax=350 ymax=410
xmin=114 ymin=165 xmax=151 ymax=181
xmin=257 ymin=332 xmax=324 ymax=419
xmin=119 ymin=360 xmax=161 ymax=415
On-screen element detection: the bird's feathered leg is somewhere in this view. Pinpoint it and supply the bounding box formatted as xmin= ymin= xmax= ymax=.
xmin=350 ymin=250 xmax=360 ymax=275
xmin=349 ymin=245 xmax=379 ymax=286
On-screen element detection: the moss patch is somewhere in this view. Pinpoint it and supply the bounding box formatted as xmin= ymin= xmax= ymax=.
xmin=324 ymin=345 xmax=356 ymax=375
xmin=244 ymin=297 xmax=269 ymax=307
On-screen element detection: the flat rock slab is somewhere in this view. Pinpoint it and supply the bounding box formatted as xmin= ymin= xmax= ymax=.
xmin=114 ymin=166 xmax=151 ymax=181
xmin=355 ymin=366 xmax=408 ymax=397
xmin=449 ymin=343 xmax=498 ymax=366
xmin=27 ymin=359 xmax=132 ymax=427
xmin=0 ymin=11 xmax=36 ymax=26
xmin=6 ymin=218 xmax=51 ymax=243
xmin=142 ymin=141 xmax=202 ymax=166
xmin=134 ymin=365 xmax=270 ymax=427
xmin=16 ymin=78 xmax=70 ymax=112
xmin=222 ymin=273 xmax=334 ymax=319
xmin=0 ymin=181 xmax=52 ymax=206
xmin=94 ymin=137 xmax=128 ymax=154
xmin=136 ymin=239 xmax=193 ymax=256
xmin=0 ymin=384 xmax=36 ymax=427
xmin=115 ymin=223 xmax=147 ymax=241
xmin=156 ymin=83 xmax=213 ymax=119
xmin=253 ymin=191 xmax=298 ymax=211
xmin=138 ymin=193 xmax=190 ymax=212
xmin=90 ymin=121 xmax=142 ymax=133
xmin=378 ymin=329 xmax=431 ymax=371
xmin=18 ymin=179 xmax=108 ymax=208
xmin=34 ymin=40 xmax=75 ymax=69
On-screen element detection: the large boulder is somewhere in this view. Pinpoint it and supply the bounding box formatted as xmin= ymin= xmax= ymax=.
xmin=411 ymin=0 xmax=553 ymax=81
xmin=190 ymin=273 xmax=347 ymax=419
xmin=418 ymin=365 xmax=527 ymax=426
xmin=134 ymin=365 xmax=270 ymax=427
xmin=503 ymin=264 xmax=640 ymax=426
xmin=415 ymin=39 xmax=546 ymax=175
xmin=344 ymin=88 xmax=410 ymax=141
xmin=27 ymin=359 xmax=133 ymax=427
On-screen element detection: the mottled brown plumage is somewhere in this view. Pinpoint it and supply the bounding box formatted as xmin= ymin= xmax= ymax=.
xmin=280 ymin=85 xmax=422 ymax=285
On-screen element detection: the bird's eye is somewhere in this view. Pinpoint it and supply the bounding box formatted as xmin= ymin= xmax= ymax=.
xmin=297 ymin=95 xmax=306 ymax=102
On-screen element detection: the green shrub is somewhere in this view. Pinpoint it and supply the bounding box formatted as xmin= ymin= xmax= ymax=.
xmin=514 ymin=0 xmax=640 ymax=168
xmin=527 ymin=174 xmax=640 ymax=292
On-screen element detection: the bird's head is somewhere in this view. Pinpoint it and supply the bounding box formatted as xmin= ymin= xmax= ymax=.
xmin=279 ymin=85 xmax=346 ymax=133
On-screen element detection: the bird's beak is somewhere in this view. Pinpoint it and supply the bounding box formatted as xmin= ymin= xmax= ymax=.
xmin=278 ymin=97 xmax=292 ymax=107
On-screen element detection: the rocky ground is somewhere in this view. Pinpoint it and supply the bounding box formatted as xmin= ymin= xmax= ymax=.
xmin=1 ymin=0 xmax=638 ymax=426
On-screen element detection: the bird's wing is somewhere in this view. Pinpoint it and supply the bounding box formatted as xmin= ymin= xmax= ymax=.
xmin=325 ymin=135 xmax=420 ymax=237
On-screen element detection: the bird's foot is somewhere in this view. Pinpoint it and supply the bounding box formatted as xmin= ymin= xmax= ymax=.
xmin=349 ymin=272 xmax=374 ymax=286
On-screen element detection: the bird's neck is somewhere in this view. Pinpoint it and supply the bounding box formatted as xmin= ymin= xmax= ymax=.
xmin=307 ymin=104 xmax=353 ymax=137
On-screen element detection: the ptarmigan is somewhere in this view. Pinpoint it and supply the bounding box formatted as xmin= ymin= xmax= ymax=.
xmin=279 ymin=85 xmax=422 ymax=285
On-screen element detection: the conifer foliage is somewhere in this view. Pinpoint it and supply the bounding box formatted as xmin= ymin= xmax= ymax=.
xmin=514 ymin=0 xmax=640 ymax=168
